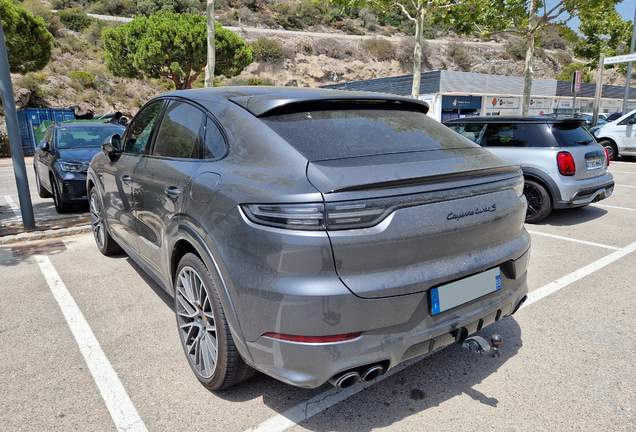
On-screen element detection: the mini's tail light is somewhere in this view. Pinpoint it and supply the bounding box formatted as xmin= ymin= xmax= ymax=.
xmin=262 ymin=332 xmax=363 ymax=344
xmin=604 ymin=148 xmax=610 ymax=167
xmin=557 ymin=152 xmax=576 ymax=176
xmin=243 ymin=204 xmax=325 ymax=230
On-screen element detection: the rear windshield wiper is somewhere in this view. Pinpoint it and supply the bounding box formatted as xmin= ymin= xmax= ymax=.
xmin=575 ymin=140 xmax=593 ymax=145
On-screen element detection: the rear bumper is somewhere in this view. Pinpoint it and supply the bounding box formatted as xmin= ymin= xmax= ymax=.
xmin=244 ymin=247 xmax=529 ymax=388
xmin=554 ymin=181 xmax=614 ymax=209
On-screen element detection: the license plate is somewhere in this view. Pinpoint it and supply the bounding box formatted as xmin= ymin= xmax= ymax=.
xmin=430 ymin=268 xmax=501 ymax=315
xmin=586 ymin=158 xmax=602 ymax=170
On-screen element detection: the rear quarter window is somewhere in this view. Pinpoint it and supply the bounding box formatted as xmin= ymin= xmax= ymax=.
xmin=446 ymin=123 xmax=486 ymax=144
xmin=260 ymin=102 xmax=476 ymax=161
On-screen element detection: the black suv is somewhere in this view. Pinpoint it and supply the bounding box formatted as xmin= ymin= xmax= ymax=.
xmin=445 ymin=116 xmax=614 ymax=223
xmin=34 ymin=122 xmax=126 ymax=213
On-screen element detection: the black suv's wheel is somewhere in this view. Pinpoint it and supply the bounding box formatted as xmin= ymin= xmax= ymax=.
xmin=599 ymin=140 xmax=618 ymax=161
xmin=174 ymin=253 xmax=256 ymax=390
xmin=524 ymin=179 xmax=553 ymax=223
xmin=89 ymin=188 xmax=122 ymax=255
xmin=51 ymin=177 xmax=72 ymax=213
xmin=34 ymin=167 xmax=51 ymax=198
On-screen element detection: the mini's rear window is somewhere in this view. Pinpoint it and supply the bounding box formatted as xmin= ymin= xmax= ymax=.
xmin=260 ymin=102 xmax=475 ymax=161
xmin=549 ymin=122 xmax=595 ymax=146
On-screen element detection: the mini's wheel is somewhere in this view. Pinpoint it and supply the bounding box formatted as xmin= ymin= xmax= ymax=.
xmin=523 ymin=179 xmax=553 ymax=223
xmin=51 ymin=177 xmax=72 ymax=213
xmin=90 ymin=187 xmax=122 ymax=255
xmin=35 ymin=167 xmax=51 ymax=198
xmin=599 ymin=140 xmax=618 ymax=161
xmin=174 ymin=253 xmax=256 ymax=390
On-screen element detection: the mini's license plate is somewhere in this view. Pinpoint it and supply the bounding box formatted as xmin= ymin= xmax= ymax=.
xmin=586 ymin=158 xmax=603 ymax=170
xmin=430 ymin=268 xmax=501 ymax=315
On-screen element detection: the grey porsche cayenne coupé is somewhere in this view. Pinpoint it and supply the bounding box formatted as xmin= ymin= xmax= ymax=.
xmin=88 ymin=87 xmax=530 ymax=390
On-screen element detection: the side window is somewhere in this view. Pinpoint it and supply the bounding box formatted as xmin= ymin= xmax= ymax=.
xmin=203 ymin=117 xmax=226 ymax=159
xmin=122 ymin=100 xmax=163 ymax=155
xmin=481 ymin=124 xmax=546 ymax=147
xmin=448 ymin=123 xmax=486 ymax=144
xmin=153 ymin=101 xmax=205 ymax=159
xmin=618 ymin=113 xmax=636 ymax=125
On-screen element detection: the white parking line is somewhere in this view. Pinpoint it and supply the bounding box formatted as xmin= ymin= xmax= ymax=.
xmin=3 ymin=195 xmax=22 ymax=221
xmin=593 ymin=203 xmax=636 ymax=211
xmin=614 ymin=184 xmax=636 ymax=188
xmin=608 ymin=170 xmax=636 ymax=174
xmin=526 ymin=230 xmax=619 ymax=250
xmin=246 ymin=240 xmax=636 ymax=432
xmin=35 ymin=255 xmax=148 ymax=432
xmin=521 ymin=240 xmax=636 ymax=309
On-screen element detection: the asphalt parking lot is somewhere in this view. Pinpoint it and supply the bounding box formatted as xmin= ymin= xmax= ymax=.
xmin=1 ymin=158 xmax=635 ymax=431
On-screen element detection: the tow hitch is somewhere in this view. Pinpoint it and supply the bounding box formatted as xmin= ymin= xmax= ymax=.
xmin=461 ymin=334 xmax=502 ymax=358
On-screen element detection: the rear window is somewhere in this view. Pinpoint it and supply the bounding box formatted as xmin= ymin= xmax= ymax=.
xmin=260 ymin=102 xmax=474 ymax=161
xmin=481 ymin=123 xmax=548 ymax=147
xmin=549 ymin=123 xmax=595 ymax=147
xmin=56 ymin=126 xmax=126 ymax=149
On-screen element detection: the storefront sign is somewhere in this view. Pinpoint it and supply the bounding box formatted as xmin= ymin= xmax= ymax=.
xmin=489 ymin=97 xmax=519 ymax=109
xmin=442 ymin=96 xmax=482 ymax=109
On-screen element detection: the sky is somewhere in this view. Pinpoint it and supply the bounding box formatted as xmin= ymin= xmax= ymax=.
xmin=566 ymin=0 xmax=635 ymax=32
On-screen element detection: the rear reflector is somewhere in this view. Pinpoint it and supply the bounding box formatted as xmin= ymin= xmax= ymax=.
xmin=557 ymin=152 xmax=576 ymax=176
xmin=262 ymin=332 xmax=363 ymax=343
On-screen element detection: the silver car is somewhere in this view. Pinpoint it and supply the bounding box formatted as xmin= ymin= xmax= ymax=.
xmin=88 ymin=88 xmax=530 ymax=390
xmin=445 ymin=116 xmax=615 ymax=223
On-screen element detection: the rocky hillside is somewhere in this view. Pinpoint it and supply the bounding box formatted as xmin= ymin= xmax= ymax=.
xmin=0 ymin=7 xmax=627 ymax=138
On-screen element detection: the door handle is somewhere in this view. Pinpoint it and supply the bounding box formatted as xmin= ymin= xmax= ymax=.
xmin=165 ymin=187 xmax=181 ymax=200
xmin=122 ymin=175 xmax=132 ymax=185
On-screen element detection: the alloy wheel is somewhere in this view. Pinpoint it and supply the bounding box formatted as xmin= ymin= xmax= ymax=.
xmin=524 ymin=183 xmax=542 ymax=218
xmin=176 ymin=266 xmax=218 ymax=379
xmin=90 ymin=192 xmax=105 ymax=250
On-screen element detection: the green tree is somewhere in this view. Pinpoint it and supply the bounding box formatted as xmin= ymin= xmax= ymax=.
xmin=103 ymin=12 xmax=252 ymax=89
xmin=573 ymin=7 xmax=631 ymax=69
xmin=0 ymin=0 xmax=53 ymax=74
xmin=556 ymin=63 xmax=595 ymax=83
xmin=468 ymin=0 xmax=621 ymax=115
xmin=329 ymin=0 xmax=475 ymax=98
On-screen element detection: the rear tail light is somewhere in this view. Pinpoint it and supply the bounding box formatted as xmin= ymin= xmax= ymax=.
xmin=242 ymin=201 xmax=390 ymax=231
xmin=557 ymin=152 xmax=576 ymax=176
xmin=604 ymin=148 xmax=610 ymax=167
xmin=262 ymin=332 xmax=363 ymax=344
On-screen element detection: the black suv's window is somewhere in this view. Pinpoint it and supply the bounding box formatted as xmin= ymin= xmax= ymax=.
xmin=261 ymin=102 xmax=471 ymax=161
xmin=549 ymin=123 xmax=595 ymax=146
xmin=123 ymin=100 xmax=163 ymax=155
xmin=153 ymin=102 xmax=205 ymax=159
xmin=481 ymin=123 xmax=547 ymax=147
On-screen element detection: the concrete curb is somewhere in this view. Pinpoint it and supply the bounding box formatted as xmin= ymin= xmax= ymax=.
xmin=0 ymin=225 xmax=92 ymax=245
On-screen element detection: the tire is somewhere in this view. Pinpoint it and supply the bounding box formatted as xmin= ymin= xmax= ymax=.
xmin=174 ymin=253 xmax=256 ymax=390
xmin=89 ymin=187 xmax=122 ymax=255
xmin=599 ymin=140 xmax=618 ymax=161
xmin=51 ymin=177 xmax=72 ymax=213
xmin=523 ymin=179 xmax=553 ymax=224
xmin=34 ymin=167 xmax=51 ymax=198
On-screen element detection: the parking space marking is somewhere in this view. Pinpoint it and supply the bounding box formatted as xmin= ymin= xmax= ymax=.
xmin=593 ymin=203 xmax=636 ymax=211
xmin=521 ymin=240 xmax=636 ymax=309
xmin=526 ymin=230 xmax=619 ymax=250
xmin=608 ymin=170 xmax=636 ymax=174
xmin=247 ymin=239 xmax=636 ymax=432
xmin=3 ymin=195 xmax=22 ymax=221
xmin=35 ymin=254 xmax=149 ymax=432
xmin=614 ymin=184 xmax=636 ymax=188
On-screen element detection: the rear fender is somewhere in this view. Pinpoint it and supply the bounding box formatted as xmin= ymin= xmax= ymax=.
xmin=521 ymin=167 xmax=560 ymax=202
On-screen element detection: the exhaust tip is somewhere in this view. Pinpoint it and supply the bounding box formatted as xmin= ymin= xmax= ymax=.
xmin=360 ymin=365 xmax=384 ymax=382
xmin=329 ymin=371 xmax=360 ymax=389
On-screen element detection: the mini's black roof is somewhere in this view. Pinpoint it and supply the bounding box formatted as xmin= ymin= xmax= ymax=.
xmin=162 ymin=86 xmax=430 ymax=116
xmin=444 ymin=116 xmax=586 ymax=125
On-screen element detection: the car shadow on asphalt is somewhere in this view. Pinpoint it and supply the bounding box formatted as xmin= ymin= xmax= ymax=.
xmin=215 ymin=318 xmax=523 ymax=431
xmin=536 ymin=205 xmax=608 ymax=227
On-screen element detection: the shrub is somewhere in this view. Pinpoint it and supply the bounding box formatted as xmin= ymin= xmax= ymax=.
xmin=57 ymin=8 xmax=95 ymax=32
xmin=359 ymin=7 xmax=378 ymax=31
xmin=273 ymin=3 xmax=304 ymax=31
xmin=505 ymin=38 xmax=526 ymax=61
xmin=70 ymin=71 xmax=96 ymax=88
xmin=298 ymin=0 xmax=325 ymax=26
xmin=251 ymin=38 xmax=286 ymax=64
xmin=554 ymin=51 xmax=572 ymax=66
xmin=229 ymin=77 xmax=275 ymax=86
xmin=446 ymin=41 xmax=472 ymax=72
xmin=341 ymin=20 xmax=364 ymax=36
xmin=361 ymin=38 xmax=394 ymax=61
xmin=323 ymin=8 xmax=343 ymax=24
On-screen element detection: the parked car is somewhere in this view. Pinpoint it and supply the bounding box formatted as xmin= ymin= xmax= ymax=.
xmin=34 ymin=121 xmax=126 ymax=213
xmin=445 ymin=116 xmax=614 ymax=223
xmin=592 ymin=108 xmax=636 ymax=160
xmin=87 ymin=87 xmax=530 ymax=390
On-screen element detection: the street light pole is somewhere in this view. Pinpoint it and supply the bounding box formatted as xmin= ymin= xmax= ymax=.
xmin=0 ymin=13 xmax=35 ymax=230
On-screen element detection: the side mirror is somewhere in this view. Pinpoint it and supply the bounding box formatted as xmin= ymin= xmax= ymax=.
xmin=102 ymin=134 xmax=122 ymax=157
xmin=37 ymin=141 xmax=50 ymax=151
